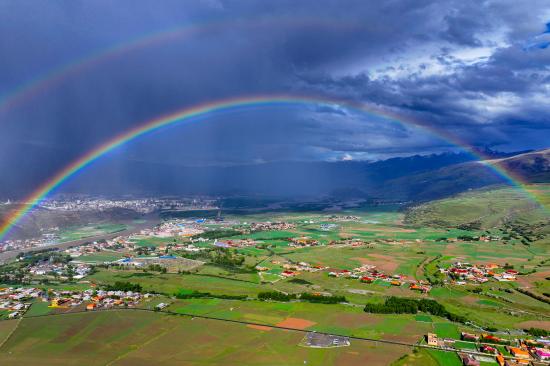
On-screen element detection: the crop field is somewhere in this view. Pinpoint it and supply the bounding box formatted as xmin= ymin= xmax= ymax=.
xmin=76 ymin=251 xmax=126 ymax=263
xmin=0 ymin=310 xmax=415 ymax=366
xmin=166 ymin=298 xmax=434 ymax=342
xmin=59 ymin=223 xmax=127 ymax=242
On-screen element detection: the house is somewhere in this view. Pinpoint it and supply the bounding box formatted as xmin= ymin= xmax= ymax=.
xmin=459 ymin=353 xmax=480 ymax=366
xmin=508 ymin=347 xmax=529 ymax=359
xmin=86 ymin=303 xmax=97 ymax=311
xmin=461 ymin=332 xmax=479 ymax=342
xmin=361 ymin=276 xmax=374 ymax=283
xmin=535 ymin=348 xmax=550 ymax=361
xmin=427 ymin=333 xmax=438 ymax=346
xmin=496 ymin=354 xmax=505 ymax=366
xmin=480 ymin=345 xmax=497 ymax=354
xmin=281 ymin=270 xmax=297 ymax=277
xmin=155 ymin=302 xmax=168 ymax=310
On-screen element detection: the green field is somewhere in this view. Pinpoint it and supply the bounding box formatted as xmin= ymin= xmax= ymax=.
xmin=58 ymin=223 xmax=128 ymax=242
xmin=0 ymin=310 xmax=416 ymax=365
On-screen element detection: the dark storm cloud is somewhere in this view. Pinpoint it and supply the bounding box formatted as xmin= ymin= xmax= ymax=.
xmin=0 ymin=0 xmax=549 ymax=194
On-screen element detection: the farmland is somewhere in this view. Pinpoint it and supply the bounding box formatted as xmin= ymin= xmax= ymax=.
xmin=0 ymin=184 xmax=548 ymax=365
xmin=0 ymin=310 xmax=413 ymax=365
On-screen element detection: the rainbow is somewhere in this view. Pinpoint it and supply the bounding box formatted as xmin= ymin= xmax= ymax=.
xmin=0 ymin=17 xmax=355 ymax=116
xmin=0 ymin=95 xmax=543 ymax=240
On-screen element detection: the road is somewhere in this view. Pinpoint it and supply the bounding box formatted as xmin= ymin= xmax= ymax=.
xmin=0 ymin=216 xmax=160 ymax=264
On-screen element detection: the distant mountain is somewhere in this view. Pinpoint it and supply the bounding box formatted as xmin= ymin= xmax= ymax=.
xmin=2 ymin=149 xmax=548 ymax=204
xmin=55 ymin=151 xmax=478 ymax=199
xmin=491 ymin=149 xmax=550 ymax=183
xmin=0 ymin=206 xmax=142 ymax=240
xmin=2 ymin=149 xmax=548 ymax=240
xmin=379 ymin=149 xmax=550 ymax=202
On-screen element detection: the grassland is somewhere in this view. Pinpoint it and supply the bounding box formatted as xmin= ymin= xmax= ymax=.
xmin=58 ymin=223 xmax=128 ymax=242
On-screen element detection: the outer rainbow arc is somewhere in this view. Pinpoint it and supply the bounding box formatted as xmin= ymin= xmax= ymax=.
xmin=0 ymin=95 xmax=543 ymax=240
xmin=0 ymin=17 xmax=356 ymax=116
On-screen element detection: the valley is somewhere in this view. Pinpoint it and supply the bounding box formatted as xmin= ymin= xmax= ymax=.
xmin=0 ymin=184 xmax=548 ymax=365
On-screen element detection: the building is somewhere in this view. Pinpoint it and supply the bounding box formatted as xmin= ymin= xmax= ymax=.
xmin=459 ymin=353 xmax=480 ymax=366
xmin=508 ymin=347 xmax=530 ymax=360
xmin=427 ymin=333 xmax=438 ymax=346
xmin=534 ymin=348 xmax=550 ymax=361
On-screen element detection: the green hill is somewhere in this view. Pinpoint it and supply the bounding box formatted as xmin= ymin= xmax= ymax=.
xmin=405 ymin=184 xmax=550 ymax=243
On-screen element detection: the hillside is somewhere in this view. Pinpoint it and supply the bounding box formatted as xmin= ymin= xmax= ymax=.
xmin=380 ymin=149 xmax=550 ymax=202
xmin=0 ymin=205 xmax=143 ymax=239
xmin=405 ymin=184 xmax=550 ymax=243
xmin=492 ymin=149 xmax=550 ymax=183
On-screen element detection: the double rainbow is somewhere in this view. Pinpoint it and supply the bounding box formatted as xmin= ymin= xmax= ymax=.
xmin=0 ymin=95 xmax=543 ymax=240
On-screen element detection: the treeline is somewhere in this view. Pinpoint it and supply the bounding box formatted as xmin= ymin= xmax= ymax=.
xmin=174 ymin=289 xmax=246 ymax=300
xmin=257 ymin=291 xmax=346 ymax=304
xmin=364 ymin=297 xmax=466 ymax=323
xmin=104 ymin=281 xmax=142 ymax=292
xmin=300 ymin=293 xmax=346 ymax=304
xmin=258 ymin=291 xmax=296 ymax=301
xmin=515 ymin=288 xmax=550 ymax=305
xmin=525 ymin=327 xmax=549 ymax=337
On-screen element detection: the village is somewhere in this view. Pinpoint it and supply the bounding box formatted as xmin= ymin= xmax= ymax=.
xmin=0 ymin=286 xmax=153 ymax=319
xmin=426 ymin=330 xmax=550 ymax=365
xmin=442 ymin=262 xmax=518 ymax=284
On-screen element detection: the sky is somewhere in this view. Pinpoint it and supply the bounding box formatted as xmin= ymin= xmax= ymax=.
xmin=0 ymin=0 xmax=549 ymax=196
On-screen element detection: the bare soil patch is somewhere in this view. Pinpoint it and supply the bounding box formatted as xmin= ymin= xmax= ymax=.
xmin=518 ymin=320 xmax=550 ymax=331
xmin=276 ymin=317 xmax=316 ymax=330
xmin=246 ymin=324 xmax=272 ymax=332
xmin=352 ymin=253 xmax=400 ymax=273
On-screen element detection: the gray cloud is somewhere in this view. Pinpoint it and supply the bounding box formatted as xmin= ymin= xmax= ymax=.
xmin=0 ymin=0 xmax=549 ymax=193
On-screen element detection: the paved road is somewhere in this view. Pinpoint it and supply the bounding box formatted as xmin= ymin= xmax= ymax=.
xmin=0 ymin=217 xmax=160 ymax=264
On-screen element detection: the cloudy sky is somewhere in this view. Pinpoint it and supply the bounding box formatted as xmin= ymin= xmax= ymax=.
xmin=0 ymin=0 xmax=549 ymax=194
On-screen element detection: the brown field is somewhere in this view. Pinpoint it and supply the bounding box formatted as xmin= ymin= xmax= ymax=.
xmin=353 ymin=253 xmax=400 ymax=273
xmin=516 ymin=269 xmax=550 ymax=288
xmin=517 ymin=320 xmax=550 ymax=331
xmin=276 ymin=317 xmax=317 ymax=330
xmin=247 ymin=324 xmax=273 ymax=331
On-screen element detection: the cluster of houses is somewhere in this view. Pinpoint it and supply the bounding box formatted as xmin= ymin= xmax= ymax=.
xmin=65 ymin=236 xmax=135 ymax=258
xmin=28 ymin=261 xmax=91 ymax=280
xmin=289 ymin=237 xmax=320 ymax=247
xmin=247 ymin=222 xmax=296 ymax=232
xmin=0 ymin=287 xmax=39 ymax=318
xmin=444 ymin=235 xmax=501 ymax=243
xmin=320 ymin=224 xmax=338 ymax=231
xmin=326 ymin=215 xmax=361 ymax=222
xmin=427 ymin=331 xmax=550 ymax=365
xmin=256 ymin=260 xmax=327 ymax=278
xmin=442 ymin=262 xmax=518 ymax=284
xmin=0 ymin=286 xmax=154 ymax=319
xmin=45 ymin=288 xmax=147 ymax=311
xmin=328 ymin=238 xmax=372 ymax=248
xmin=143 ymin=221 xmax=205 ymax=238
xmin=214 ymin=239 xmax=257 ymax=248
xmin=328 ymin=264 xmax=432 ymax=293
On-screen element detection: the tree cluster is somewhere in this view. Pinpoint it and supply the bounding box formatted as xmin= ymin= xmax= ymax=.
xmin=363 ymin=297 xmax=466 ymax=323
